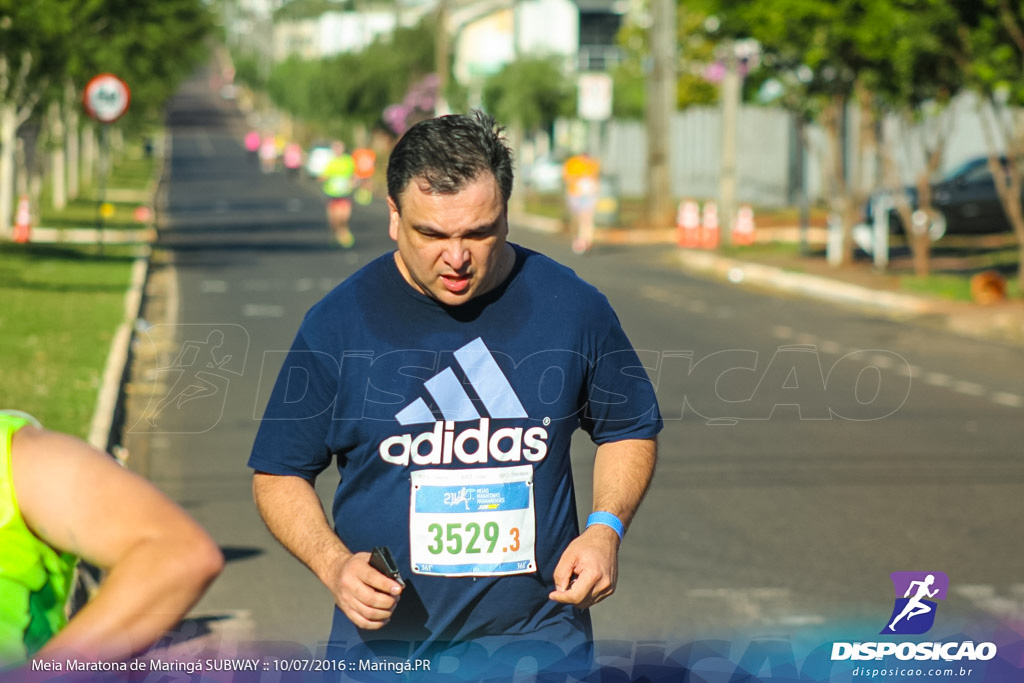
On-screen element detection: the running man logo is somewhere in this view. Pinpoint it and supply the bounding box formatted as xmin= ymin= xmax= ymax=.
xmin=881 ymin=571 xmax=949 ymax=635
xmin=379 ymin=338 xmax=549 ymax=466
xmin=131 ymin=324 xmax=250 ymax=434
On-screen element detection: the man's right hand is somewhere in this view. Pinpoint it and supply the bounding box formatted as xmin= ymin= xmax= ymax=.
xmin=329 ymin=551 xmax=404 ymax=630
xmin=252 ymin=474 xmax=405 ymax=631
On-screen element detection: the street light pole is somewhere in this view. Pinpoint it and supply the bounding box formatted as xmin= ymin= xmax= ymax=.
xmin=645 ymin=0 xmax=676 ymax=227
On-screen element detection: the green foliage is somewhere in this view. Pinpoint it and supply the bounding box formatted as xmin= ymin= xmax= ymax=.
xmin=708 ymin=0 xmax=972 ymax=122
xmin=232 ymin=53 xmax=265 ymax=89
xmin=0 ymin=0 xmax=213 ymax=130
xmin=955 ymin=0 xmax=1024 ymax=106
xmin=71 ymin=0 xmax=215 ymax=128
xmin=266 ymin=20 xmax=436 ymax=135
xmin=0 ymin=0 xmax=75 ymax=104
xmin=274 ymin=0 xmax=354 ymax=22
xmin=482 ymin=57 xmax=575 ymax=133
xmin=612 ymin=0 xmax=720 ymax=118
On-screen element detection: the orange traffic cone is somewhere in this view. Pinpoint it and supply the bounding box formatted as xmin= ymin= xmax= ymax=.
xmin=13 ymin=195 xmax=31 ymax=243
xmin=700 ymin=201 xmax=719 ymax=249
xmin=676 ymin=200 xmax=701 ymax=248
xmin=732 ymin=205 xmax=756 ymax=246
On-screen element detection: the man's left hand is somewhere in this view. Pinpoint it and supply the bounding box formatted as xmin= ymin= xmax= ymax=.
xmin=547 ymin=525 xmax=620 ymax=609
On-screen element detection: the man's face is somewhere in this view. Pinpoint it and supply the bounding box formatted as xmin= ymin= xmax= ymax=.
xmin=388 ymin=173 xmax=513 ymax=307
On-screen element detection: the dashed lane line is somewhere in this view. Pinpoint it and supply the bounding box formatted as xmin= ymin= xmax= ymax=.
xmin=641 ymin=288 xmax=1023 ymax=410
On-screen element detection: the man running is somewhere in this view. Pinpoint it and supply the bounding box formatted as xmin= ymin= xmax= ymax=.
xmin=250 ymin=111 xmax=660 ymax=678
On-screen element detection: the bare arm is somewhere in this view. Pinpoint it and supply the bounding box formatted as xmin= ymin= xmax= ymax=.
xmin=252 ymin=472 xmax=402 ymax=629
xmin=549 ymin=438 xmax=657 ymax=609
xmin=12 ymin=427 xmax=224 ymax=661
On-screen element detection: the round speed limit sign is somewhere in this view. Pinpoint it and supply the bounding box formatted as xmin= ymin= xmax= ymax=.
xmin=83 ymin=74 xmax=131 ymax=123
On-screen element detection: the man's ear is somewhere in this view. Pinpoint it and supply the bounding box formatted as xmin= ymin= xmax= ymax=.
xmin=387 ymin=196 xmax=400 ymax=242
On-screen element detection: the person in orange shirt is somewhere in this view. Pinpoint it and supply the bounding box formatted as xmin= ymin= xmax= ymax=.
xmin=352 ymin=147 xmax=377 ymax=205
xmin=563 ymin=154 xmax=601 ymax=254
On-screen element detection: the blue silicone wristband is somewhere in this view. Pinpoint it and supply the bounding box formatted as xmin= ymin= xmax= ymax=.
xmin=586 ymin=512 xmax=624 ymax=540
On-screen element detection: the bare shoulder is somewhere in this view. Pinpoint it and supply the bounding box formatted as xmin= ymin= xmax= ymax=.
xmin=10 ymin=426 xmax=208 ymax=565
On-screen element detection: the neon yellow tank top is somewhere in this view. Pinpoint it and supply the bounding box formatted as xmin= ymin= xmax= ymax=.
xmin=0 ymin=411 xmax=77 ymax=666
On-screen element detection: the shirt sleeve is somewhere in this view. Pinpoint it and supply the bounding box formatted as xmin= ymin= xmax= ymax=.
xmin=580 ymin=302 xmax=663 ymax=445
xmin=248 ymin=325 xmax=339 ymax=479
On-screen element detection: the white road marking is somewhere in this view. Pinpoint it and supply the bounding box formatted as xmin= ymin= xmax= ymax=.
xmin=952 ymin=381 xmax=985 ymax=397
xmin=200 ymin=280 xmax=228 ymax=294
xmin=242 ymin=304 xmax=284 ymax=318
xmin=766 ymin=326 xmax=1019 ymax=410
xmin=991 ymin=392 xmax=1023 ymax=408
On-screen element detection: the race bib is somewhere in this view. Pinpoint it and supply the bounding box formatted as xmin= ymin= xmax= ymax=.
xmin=409 ymin=465 xmax=536 ymax=577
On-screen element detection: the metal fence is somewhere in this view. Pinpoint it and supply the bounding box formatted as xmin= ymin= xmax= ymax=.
xmin=592 ymin=93 xmax=1003 ymax=208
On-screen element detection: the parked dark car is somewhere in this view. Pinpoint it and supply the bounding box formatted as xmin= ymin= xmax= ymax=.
xmin=865 ymin=156 xmax=1017 ymax=237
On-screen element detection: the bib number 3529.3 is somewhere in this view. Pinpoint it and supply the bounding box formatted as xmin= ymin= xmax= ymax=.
xmin=409 ymin=465 xmax=536 ymax=577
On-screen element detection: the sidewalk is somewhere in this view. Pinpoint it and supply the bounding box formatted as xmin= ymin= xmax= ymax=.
xmin=511 ymin=212 xmax=1024 ymax=348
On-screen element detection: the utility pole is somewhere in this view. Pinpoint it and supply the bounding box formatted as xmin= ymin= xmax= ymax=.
xmin=718 ymin=41 xmax=740 ymax=246
xmin=645 ymin=0 xmax=676 ymax=226
xmin=435 ymin=0 xmax=451 ymax=116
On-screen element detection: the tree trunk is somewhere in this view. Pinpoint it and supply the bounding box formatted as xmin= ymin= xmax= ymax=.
xmin=912 ymin=232 xmax=931 ymax=277
xmin=822 ymin=93 xmax=854 ymax=266
xmin=66 ymin=82 xmax=80 ymax=199
xmin=0 ymin=103 xmax=17 ymax=238
xmin=49 ymin=100 xmax=67 ymax=210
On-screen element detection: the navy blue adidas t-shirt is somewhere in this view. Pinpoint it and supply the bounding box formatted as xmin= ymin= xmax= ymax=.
xmin=249 ymin=244 xmax=662 ymax=661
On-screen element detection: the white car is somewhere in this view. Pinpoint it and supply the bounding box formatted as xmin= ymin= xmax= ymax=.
xmin=524 ymin=156 xmax=564 ymax=194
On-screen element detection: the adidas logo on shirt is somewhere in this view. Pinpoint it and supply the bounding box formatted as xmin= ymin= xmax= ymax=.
xmin=378 ymin=338 xmax=550 ymax=467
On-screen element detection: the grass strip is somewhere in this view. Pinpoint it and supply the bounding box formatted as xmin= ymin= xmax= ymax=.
xmin=0 ymin=243 xmax=138 ymax=438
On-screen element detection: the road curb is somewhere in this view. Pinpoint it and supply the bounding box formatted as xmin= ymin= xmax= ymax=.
xmin=676 ymin=249 xmax=940 ymax=316
xmin=86 ymin=129 xmax=171 ymax=453
xmin=87 ymin=253 xmax=150 ymax=452
xmin=510 ymin=211 xmax=563 ymax=234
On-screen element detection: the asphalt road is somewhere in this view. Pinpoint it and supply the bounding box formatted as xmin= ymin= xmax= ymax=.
xmin=122 ymin=73 xmax=1024 ymax=672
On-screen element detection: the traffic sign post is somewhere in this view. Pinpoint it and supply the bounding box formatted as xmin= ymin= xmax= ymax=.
xmin=83 ymin=74 xmax=131 ymax=251
xmin=83 ymin=74 xmax=131 ymax=124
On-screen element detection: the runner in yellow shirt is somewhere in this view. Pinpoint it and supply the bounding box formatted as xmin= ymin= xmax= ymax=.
xmin=563 ymin=153 xmax=601 ymax=255
xmin=320 ymin=142 xmax=357 ymax=247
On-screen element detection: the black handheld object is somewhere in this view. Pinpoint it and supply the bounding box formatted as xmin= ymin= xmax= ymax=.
xmin=369 ymin=546 xmax=405 ymax=587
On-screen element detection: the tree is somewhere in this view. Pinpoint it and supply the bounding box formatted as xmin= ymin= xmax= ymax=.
xmin=482 ymin=57 xmax=575 ymax=135
xmin=612 ymin=0 xmax=719 ymax=119
xmin=955 ymin=0 xmax=1024 ymax=284
xmin=861 ymin=0 xmax=964 ymax=277
xmin=265 ymin=20 xmax=437 ymax=142
xmin=0 ymin=0 xmax=213 ymax=236
xmin=0 ymin=1 xmax=70 ymax=237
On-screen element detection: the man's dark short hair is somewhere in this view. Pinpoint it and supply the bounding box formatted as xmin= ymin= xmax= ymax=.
xmin=387 ymin=110 xmax=514 ymax=212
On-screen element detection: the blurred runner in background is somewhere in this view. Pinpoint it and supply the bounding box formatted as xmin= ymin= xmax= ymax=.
xmin=352 ymin=146 xmax=377 ymax=206
xmin=258 ymin=133 xmax=278 ymax=174
xmin=320 ymin=142 xmax=357 ymax=247
xmin=283 ymin=142 xmax=304 ymax=181
xmin=563 ymin=153 xmax=600 ymax=255
xmin=244 ymin=130 xmax=260 ymax=164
